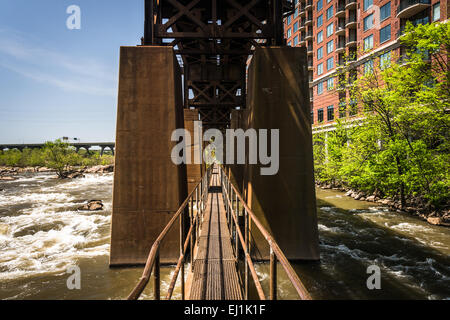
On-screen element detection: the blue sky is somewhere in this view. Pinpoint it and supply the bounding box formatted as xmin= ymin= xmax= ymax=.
xmin=0 ymin=0 xmax=144 ymax=143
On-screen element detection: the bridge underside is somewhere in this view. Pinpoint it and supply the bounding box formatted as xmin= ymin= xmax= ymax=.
xmin=143 ymin=0 xmax=294 ymax=128
xmin=110 ymin=0 xmax=319 ymax=267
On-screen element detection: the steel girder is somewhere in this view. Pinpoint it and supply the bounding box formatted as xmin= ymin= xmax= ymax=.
xmin=143 ymin=0 xmax=294 ymax=128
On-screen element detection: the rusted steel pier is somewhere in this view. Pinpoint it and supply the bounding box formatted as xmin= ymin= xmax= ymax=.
xmin=111 ymin=0 xmax=319 ymax=299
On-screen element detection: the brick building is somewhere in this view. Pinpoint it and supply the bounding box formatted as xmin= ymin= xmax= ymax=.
xmin=284 ymin=0 xmax=448 ymax=132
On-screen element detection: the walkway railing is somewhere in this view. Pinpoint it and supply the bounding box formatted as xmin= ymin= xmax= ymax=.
xmin=127 ymin=164 xmax=312 ymax=300
xmin=219 ymin=165 xmax=312 ymax=300
xmin=127 ymin=167 xmax=212 ymax=300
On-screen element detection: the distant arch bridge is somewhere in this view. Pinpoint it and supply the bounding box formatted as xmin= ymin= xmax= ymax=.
xmin=0 ymin=142 xmax=115 ymax=156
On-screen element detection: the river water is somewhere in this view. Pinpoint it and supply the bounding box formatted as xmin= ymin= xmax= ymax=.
xmin=0 ymin=173 xmax=448 ymax=300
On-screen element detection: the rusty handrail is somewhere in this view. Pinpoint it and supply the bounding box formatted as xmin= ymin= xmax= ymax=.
xmin=219 ymin=165 xmax=312 ymax=300
xmin=127 ymin=167 xmax=212 ymax=300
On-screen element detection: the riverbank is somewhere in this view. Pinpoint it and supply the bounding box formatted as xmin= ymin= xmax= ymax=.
xmin=316 ymin=181 xmax=450 ymax=228
xmin=0 ymin=164 xmax=114 ymax=180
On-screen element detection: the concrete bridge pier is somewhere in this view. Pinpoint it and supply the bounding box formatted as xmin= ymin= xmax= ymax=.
xmin=110 ymin=46 xmax=187 ymax=266
xmin=243 ymin=47 xmax=320 ymax=261
xmin=100 ymin=145 xmax=115 ymax=157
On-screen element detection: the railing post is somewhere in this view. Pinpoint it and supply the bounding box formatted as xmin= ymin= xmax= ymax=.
xmin=235 ymin=196 xmax=239 ymax=260
xmin=196 ymin=187 xmax=199 ymax=219
xmin=270 ymin=247 xmax=277 ymax=300
xmin=190 ymin=198 xmax=194 ymax=272
xmin=180 ymin=209 xmax=185 ymax=300
xmin=154 ymin=248 xmax=160 ymax=300
xmin=244 ymin=208 xmax=249 ymax=300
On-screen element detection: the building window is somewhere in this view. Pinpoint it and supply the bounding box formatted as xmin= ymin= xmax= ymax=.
xmin=380 ymin=24 xmax=391 ymax=44
xmin=364 ymin=14 xmax=374 ymax=31
xmin=339 ymin=102 xmax=346 ymax=118
xmin=317 ymin=81 xmax=324 ymax=94
xmin=317 ymin=30 xmax=323 ymax=44
xmin=433 ymin=3 xmax=440 ymax=21
xmin=294 ymin=21 xmax=299 ymax=32
xmin=317 ymin=47 xmax=323 ymax=60
xmin=317 ymin=0 xmax=323 ymax=11
xmin=318 ymin=63 xmax=324 ymax=75
xmin=317 ymin=14 xmax=323 ymax=27
xmin=364 ymin=34 xmax=374 ymax=50
xmin=364 ymin=0 xmax=373 ymax=11
xmin=349 ymin=100 xmax=357 ymax=116
xmin=318 ymin=108 xmax=324 ymax=122
xmin=287 ymin=41 xmax=292 ymax=47
xmin=327 ymin=40 xmax=334 ymax=54
xmin=327 ymin=78 xmax=334 ymax=90
xmin=380 ymin=51 xmax=391 ymax=70
xmin=294 ymin=8 xmax=299 ymax=19
xmin=287 ymin=15 xmax=292 ymax=25
xmin=380 ymin=2 xmax=391 ymax=21
xmin=287 ymin=28 xmax=292 ymax=38
xmin=311 ymin=111 xmax=314 ymax=124
xmin=326 ymin=5 xmax=333 ymax=20
xmin=294 ymin=35 xmax=299 ymax=46
xmin=327 ymin=105 xmax=335 ymax=121
xmin=363 ymin=60 xmax=374 ymax=75
xmin=327 ymin=23 xmax=334 ymax=37
xmin=327 ymin=57 xmax=334 ymax=71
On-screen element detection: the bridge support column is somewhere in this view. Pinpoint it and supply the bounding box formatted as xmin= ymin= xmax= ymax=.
xmin=110 ymin=46 xmax=187 ymax=266
xmin=184 ymin=109 xmax=202 ymax=199
xmin=244 ymin=47 xmax=319 ymax=261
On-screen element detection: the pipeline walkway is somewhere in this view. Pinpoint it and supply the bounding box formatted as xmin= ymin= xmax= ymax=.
xmin=188 ymin=171 xmax=242 ymax=299
xmin=127 ymin=164 xmax=311 ymax=301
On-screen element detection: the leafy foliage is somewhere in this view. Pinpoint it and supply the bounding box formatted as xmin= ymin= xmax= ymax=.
xmin=0 ymin=140 xmax=114 ymax=178
xmin=314 ymin=22 xmax=450 ymax=210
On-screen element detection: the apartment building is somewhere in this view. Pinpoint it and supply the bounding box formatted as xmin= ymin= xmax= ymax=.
xmin=284 ymin=0 xmax=448 ymax=131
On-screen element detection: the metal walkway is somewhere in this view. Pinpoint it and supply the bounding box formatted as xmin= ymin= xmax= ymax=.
xmin=127 ymin=164 xmax=311 ymax=301
xmin=188 ymin=171 xmax=242 ymax=300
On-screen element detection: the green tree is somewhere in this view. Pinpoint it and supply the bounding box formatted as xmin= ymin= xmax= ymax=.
xmin=315 ymin=21 xmax=449 ymax=211
xmin=42 ymin=140 xmax=79 ymax=178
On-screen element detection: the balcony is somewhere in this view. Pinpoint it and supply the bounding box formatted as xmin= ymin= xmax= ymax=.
xmin=345 ymin=0 xmax=357 ymax=9
xmin=305 ymin=16 xmax=313 ymax=26
xmin=307 ymin=44 xmax=313 ymax=54
xmin=397 ymin=0 xmax=431 ymax=19
xmin=346 ymin=35 xmax=357 ymax=47
xmin=345 ymin=15 xmax=357 ymax=28
xmin=305 ymin=30 xmax=313 ymax=41
xmin=335 ymin=5 xmax=346 ymax=17
xmin=308 ymin=59 xmax=314 ymax=70
xmin=336 ymin=38 xmax=346 ymax=52
xmin=336 ymin=24 xmax=346 ymax=36
xmin=305 ymin=0 xmax=313 ymax=10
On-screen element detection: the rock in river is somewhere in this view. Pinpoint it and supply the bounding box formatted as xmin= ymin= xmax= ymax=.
xmin=77 ymin=200 xmax=104 ymax=211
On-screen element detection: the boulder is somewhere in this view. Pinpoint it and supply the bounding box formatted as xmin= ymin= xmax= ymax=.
xmin=427 ymin=217 xmax=443 ymax=226
xmin=345 ymin=190 xmax=353 ymax=197
xmin=366 ymin=195 xmax=376 ymax=202
xmin=0 ymin=176 xmax=16 ymax=181
xmin=354 ymin=192 xmax=364 ymax=200
xmin=66 ymin=172 xmax=85 ymax=179
xmin=78 ymin=200 xmax=104 ymax=211
xmin=84 ymin=165 xmax=114 ymax=174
